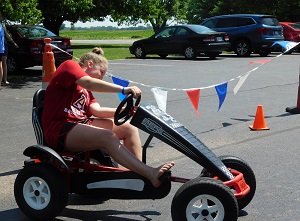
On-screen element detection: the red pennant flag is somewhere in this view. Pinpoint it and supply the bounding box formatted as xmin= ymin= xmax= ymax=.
xmin=249 ymin=59 xmax=271 ymax=65
xmin=185 ymin=89 xmax=201 ymax=117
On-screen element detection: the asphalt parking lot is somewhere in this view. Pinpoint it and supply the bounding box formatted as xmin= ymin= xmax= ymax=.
xmin=0 ymin=52 xmax=300 ymax=221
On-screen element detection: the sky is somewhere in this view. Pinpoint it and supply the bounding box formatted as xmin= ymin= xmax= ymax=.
xmin=64 ymin=18 xmax=132 ymax=28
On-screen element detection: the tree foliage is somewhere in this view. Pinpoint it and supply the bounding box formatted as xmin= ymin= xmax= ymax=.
xmin=2 ymin=0 xmax=300 ymax=37
xmin=38 ymin=0 xmax=114 ymax=35
xmin=111 ymin=0 xmax=188 ymax=33
xmin=187 ymin=0 xmax=300 ymax=24
xmin=0 ymin=0 xmax=42 ymax=24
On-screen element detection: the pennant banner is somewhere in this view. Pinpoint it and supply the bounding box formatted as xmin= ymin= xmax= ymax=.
xmin=151 ymin=88 xmax=168 ymax=112
xmin=57 ymin=40 xmax=300 ymax=117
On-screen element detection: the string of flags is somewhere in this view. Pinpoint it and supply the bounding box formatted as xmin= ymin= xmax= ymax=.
xmin=51 ymin=41 xmax=300 ymax=116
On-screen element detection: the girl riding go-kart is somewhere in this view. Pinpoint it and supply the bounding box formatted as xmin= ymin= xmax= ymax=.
xmin=14 ymin=49 xmax=256 ymax=221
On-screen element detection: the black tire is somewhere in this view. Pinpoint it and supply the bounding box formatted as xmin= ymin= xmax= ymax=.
xmin=7 ymin=56 xmax=20 ymax=74
xmin=201 ymin=155 xmax=256 ymax=210
xmin=234 ymin=39 xmax=251 ymax=57
xmin=171 ymin=177 xmax=238 ymax=221
xmin=14 ymin=163 xmax=68 ymax=221
xmin=259 ymin=50 xmax=270 ymax=57
xmin=134 ymin=45 xmax=146 ymax=58
xmin=184 ymin=45 xmax=197 ymax=59
xmin=282 ymin=47 xmax=292 ymax=54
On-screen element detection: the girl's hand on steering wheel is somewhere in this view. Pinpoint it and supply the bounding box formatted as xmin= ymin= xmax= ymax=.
xmin=123 ymin=86 xmax=141 ymax=99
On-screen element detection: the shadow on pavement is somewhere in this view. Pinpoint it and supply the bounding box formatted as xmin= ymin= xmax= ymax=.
xmin=6 ymin=68 xmax=42 ymax=89
xmin=57 ymin=207 xmax=160 ymax=221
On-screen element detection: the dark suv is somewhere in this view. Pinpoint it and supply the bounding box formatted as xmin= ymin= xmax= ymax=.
xmin=200 ymin=14 xmax=284 ymax=56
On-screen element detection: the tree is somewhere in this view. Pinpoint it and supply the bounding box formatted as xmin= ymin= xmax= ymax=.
xmin=0 ymin=0 xmax=42 ymax=24
xmin=186 ymin=0 xmax=300 ymax=23
xmin=38 ymin=0 xmax=114 ymax=35
xmin=111 ymin=0 xmax=188 ymax=33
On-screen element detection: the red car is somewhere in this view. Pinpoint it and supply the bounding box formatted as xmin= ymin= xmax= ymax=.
xmin=280 ymin=22 xmax=300 ymax=52
xmin=6 ymin=25 xmax=73 ymax=74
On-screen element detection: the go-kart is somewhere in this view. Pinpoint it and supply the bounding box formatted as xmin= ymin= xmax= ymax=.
xmin=14 ymin=89 xmax=256 ymax=221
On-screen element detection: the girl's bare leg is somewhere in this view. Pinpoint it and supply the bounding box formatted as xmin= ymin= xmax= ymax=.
xmin=2 ymin=56 xmax=8 ymax=84
xmin=91 ymin=118 xmax=142 ymax=160
xmin=64 ymin=123 xmax=174 ymax=187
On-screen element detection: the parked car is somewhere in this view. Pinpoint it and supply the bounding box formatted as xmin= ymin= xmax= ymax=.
xmin=280 ymin=22 xmax=300 ymax=53
xmin=129 ymin=24 xmax=231 ymax=59
xmin=6 ymin=25 xmax=73 ymax=74
xmin=200 ymin=14 xmax=284 ymax=57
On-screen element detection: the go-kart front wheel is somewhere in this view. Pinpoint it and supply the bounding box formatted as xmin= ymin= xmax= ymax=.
xmin=14 ymin=163 xmax=68 ymax=221
xmin=201 ymin=155 xmax=256 ymax=210
xmin=171 ymin=177 xmax=238 ymax=221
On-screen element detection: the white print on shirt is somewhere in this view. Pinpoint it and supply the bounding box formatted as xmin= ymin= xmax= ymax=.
xmin=63 ymin=91 xmax=89 ymax=118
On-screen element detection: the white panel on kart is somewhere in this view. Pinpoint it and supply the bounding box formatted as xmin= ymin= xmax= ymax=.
xmin=87 ymin=179 xmax=145 ymax=191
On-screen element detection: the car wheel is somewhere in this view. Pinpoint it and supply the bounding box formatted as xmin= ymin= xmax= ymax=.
xmin=259 ymin=50 xmax=270 ymax=57
xmin=234 ymin=40 xmax=251 ymax=57
xmin=134 ymin=45 xmax=146 ymax=59
xmin=14 ymin=163 xmax=68 ymax=221
xmin=7 ymin=56 xmax=20 ymax=74
xmin=171 ymin=177 xmax=238 ymax=221
xmin=200 ymin=155 xmax=256 ymax=210
xmin=184 ymin=46 xmax=197 ymax=59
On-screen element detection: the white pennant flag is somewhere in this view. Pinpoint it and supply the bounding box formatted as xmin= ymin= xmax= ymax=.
xmin=233 ymin=72 xmax=251 ymax=94
xmin=151 ymin=88 xmax=168 ymax=112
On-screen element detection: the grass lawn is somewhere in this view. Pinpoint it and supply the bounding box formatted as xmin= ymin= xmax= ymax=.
xmin=72 ymin=44 xmax=134 ymax=61
xmin=61 ymin=29 xmax=155 ymax=60
xmin=60 ymin=29 xmax=154 ymax=40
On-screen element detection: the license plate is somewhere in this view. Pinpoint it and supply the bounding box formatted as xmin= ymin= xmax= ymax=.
xmin=216 ymin=37 xmax=223 ymax=42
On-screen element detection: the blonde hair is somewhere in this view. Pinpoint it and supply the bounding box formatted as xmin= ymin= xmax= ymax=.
xmin=78 ymin=51 xmax=108 ymax=68
xmin=92 ymin=47 xmax=104 ymax=55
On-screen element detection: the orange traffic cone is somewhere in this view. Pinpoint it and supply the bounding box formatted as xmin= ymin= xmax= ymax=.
xmin=42 ymin=38 xmax=56 ymax=89
xmin=249 ymin=105 xmax=269 ymax=130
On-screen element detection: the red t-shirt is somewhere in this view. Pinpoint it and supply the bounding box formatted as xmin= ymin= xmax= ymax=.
xmin=42 ymin=60 xmax=97 ymax=148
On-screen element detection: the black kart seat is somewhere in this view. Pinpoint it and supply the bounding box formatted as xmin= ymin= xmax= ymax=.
xmin=32 ymin=89 xmax=47 ymax=146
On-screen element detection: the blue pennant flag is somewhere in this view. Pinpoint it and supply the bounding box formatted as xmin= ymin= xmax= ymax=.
xmin=215 ymin=82 xmax=228 ymax=111
xmin=112 ymin=76 xmax=130 ymax=101
xmin=271 ymin=41 xmax=299 ymax=51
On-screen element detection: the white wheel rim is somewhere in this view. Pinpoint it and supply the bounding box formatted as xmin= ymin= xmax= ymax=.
xmin=186 ymin=194 xmax=225 ymax=221
xmin=23 ymin=177 xmax=51 ymax=210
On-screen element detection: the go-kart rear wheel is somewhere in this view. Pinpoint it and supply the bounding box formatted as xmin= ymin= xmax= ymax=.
xmin=14 ymin=163 xmax=68 ymax=221
xmin=200 ymin=155 xmax=256 ymax=210
xmin=171 ymin=177 xmax=238 ymax=221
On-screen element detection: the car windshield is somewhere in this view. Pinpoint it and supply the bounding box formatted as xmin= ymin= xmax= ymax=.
xmin=188 ymin=25 xmax=215 ymax=33
xmin=260 ymin=17 xmax=280 ymax=26
xmin=289 ymin=23 xmax=300 ymax=30
xmin=16 ymin=26 xmax=57 ymax=38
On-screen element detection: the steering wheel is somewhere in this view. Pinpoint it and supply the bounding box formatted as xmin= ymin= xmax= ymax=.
xmin=114 ymin=93 xmax=141 ymax=126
